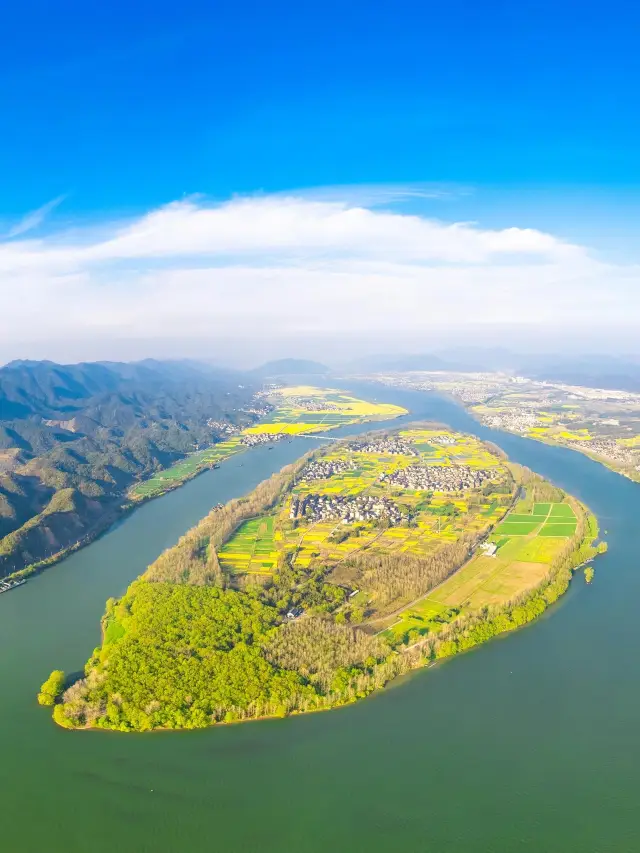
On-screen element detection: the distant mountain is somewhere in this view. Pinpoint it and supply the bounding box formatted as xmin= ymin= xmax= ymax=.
xmin=0 ymin=359 xmax=258 ymax=577
xmin=518 ymin=355 xmax=640 ymax=393
xmin=252 ymin=358 xmax=331 ymax=377
xmin=344 ymin=353 xmax=449 ymax=373
xmin=341 ymin=348 xmax=640 ymax=393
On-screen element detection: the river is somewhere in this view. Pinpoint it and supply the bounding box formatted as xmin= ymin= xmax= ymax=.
xmin=1 ymin=385 xmax=638 ymax=853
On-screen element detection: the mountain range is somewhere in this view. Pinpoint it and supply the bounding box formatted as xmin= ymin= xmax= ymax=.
xmin=0 ymin=359 xmax=257 ymax=576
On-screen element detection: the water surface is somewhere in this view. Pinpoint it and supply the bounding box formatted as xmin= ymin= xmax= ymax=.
xmin=0 ymin=386 xmax=637 ymax=853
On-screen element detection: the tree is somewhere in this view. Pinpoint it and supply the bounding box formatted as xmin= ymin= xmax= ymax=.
xmin=38 ymin=670 xmax=65 ymax=706
xmin=350 ymin=606 xmax=365 ymax=624
xmin=584 ymin=566 xmax=595 ymax=584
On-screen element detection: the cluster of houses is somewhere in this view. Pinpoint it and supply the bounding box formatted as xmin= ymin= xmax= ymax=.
xmin=570 ymin=437 xmax=639 ymax=468
xmin=289 ymin=493 xmax=404 ymax=525
xmin=240 ymin=404 xmax=273 ymax=418
xmin=381 ymin=464 xmax=493 ymax=492
xmin=375 ymin=373 xmax=505 ymax=404
xmin=431 ymin=434 xmax=457 ymax=445
xmin=480 ymin=409 xmax=540 ymax=433
xmin=283 ymin=396 xmax=341 ymax=412
xmin=240 ymin=432 xmax=286 ymax=447
xmin=206 ymin=419 xmax=239 ymax=435
xmin=349 ymin=437 xmax=418 ymax=456
xmin=300 ymin=458 xmax=353 ymax=481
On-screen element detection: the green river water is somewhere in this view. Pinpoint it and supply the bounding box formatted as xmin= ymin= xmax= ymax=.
xmin=1 ymin=385 xmax=638 ymax=853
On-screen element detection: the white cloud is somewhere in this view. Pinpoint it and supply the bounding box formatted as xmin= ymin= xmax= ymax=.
xmin=0 ymin=193 xmax=636 ymax=360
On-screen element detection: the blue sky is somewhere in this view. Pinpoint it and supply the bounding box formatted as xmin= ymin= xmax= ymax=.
xmin=0 ymin=0 xmax=638 ymax=363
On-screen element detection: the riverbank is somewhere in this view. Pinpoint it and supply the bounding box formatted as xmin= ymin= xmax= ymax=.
xmin=3 ymin=500 xmax=129 ymax=584
xmin=466 ymin=408 xmax=640 ymax=485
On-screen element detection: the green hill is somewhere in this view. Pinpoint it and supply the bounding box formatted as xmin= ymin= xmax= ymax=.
xmin=0 ymin=359 xmax=259 ymax=576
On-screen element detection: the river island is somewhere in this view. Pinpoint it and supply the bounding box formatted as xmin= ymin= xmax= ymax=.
xmin=41 ymin=394 xmax=604 ymax=731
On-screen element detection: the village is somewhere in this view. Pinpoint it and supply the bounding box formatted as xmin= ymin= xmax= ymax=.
xmin=277 ymin=396 xmax=342 ymax=412
xmin=300 ymin=458 xmax=354 ymax=481
xmin=373 ymin=371 xmax=510 ymax=404
xmin=349 ymin=436 xmax=418 ymax=455
xmin=240 ymin=432 xmax=287 ymax=447
xmin=289 ymin=492 xmax=404 ymax=525
xmin=479 ymin=408 xmax=541 ymax=433
xmin=381 ymin=463 xmax=494 ymax=492
xmin=570 ymin=437 xmax=640 ymax=468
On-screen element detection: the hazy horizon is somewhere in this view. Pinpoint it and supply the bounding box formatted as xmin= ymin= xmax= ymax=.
xmin=3 ymin=325 xmax=640 ymax=373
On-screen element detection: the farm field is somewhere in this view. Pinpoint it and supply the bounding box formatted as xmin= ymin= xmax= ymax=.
xmin=218 ymin=516 xmax=279 ymax=574
xmin=129 ymin=438 xmax=243 ymax=499
xmin=386 ymin=495 xmax=580 ymax=642
xmin=243 ymin=385 xmax=407 ymax=435
xmin=218 ymin=426 xmax=516 ymax=621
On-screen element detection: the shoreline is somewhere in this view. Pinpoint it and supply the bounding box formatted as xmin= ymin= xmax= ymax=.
xmin=54 ymin=516 xmax=600 ymax=733
xmin=3 ymin=501 xmax=132 ymax=585
xmin=459 ymin=402 xmax=640 ymax=484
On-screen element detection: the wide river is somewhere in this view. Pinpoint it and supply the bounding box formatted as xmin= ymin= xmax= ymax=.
xmin=1 ymin=384 xmax=639 ymax=852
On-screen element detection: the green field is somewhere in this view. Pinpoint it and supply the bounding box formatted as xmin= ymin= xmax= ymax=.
xmin=494 ymin=520 xmax=541 ymax=535
xmin=540 ymin=523 xmax=577 ymax=537
xmin=549 ymin=503 xmax=577 ymax=518
xmin=129 ymin=438 xmax=243 ymax=499
xmin=494 ymin=502 xmax=576 ymax=537
xmin=386 ymin=497 xmax=580 ymax=642
xmin=216 ymin=429 xmax=512 ymax=593
xmin=218 ymin=516 xmax=278 ymax=574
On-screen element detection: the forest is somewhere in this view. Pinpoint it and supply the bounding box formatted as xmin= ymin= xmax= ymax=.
xmin=51 ymin=582 xmax=410 ymax=730
xmin=0 ymin=359 xmax=257 ymax=576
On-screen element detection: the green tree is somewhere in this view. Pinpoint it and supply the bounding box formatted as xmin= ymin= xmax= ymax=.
xmin=38 ymin=670 xmax=65 ymax=706
xmin=350 ymin=606 xmax=365 ymax=624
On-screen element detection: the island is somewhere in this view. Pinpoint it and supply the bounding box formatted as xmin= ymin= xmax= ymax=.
xmin=44 ymin=425 xmax=603 ymax=731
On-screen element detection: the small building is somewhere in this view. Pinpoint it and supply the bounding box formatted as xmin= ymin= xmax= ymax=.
xmin=480 ymin=542 xmax=498 ymax=557
xmin=286 ymin=606 xmax=304 ymax=620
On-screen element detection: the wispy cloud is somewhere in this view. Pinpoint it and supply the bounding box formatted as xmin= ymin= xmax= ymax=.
xmin=286 ymin=182 xmax=471 ymax=207
xmin=4 ymin=195 xmax=66 ymax=239
xmin=0 ymin=192 xmax=636 ymax=360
